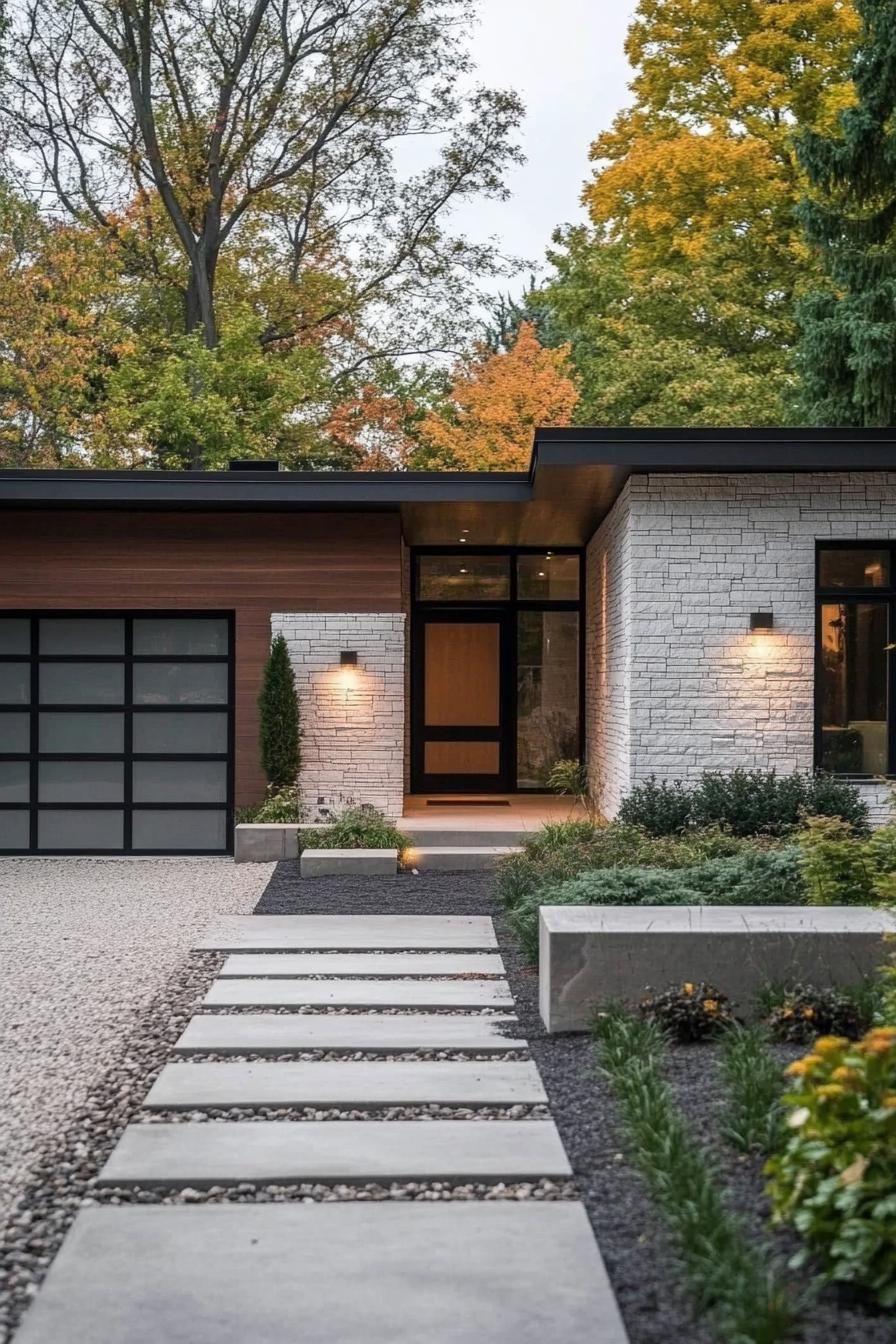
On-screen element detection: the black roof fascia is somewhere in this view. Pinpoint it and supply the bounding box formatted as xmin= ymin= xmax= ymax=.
xmin=532 ymin=425 xmax=896 ymax=473
xmin=0 ymin=468 xmax=532 ymax=510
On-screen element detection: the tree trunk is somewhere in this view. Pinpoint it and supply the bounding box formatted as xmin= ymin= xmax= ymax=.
xmin=183 ymin=243 xmax=220 ymax=469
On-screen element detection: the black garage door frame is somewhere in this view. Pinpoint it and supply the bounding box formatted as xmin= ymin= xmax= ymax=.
xmin=0 ymin=610 xmax=235 ymax=856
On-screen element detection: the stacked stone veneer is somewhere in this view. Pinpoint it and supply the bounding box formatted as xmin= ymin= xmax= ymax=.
xmin=272 ymin=613 xmax=405 ymax=822
xmin=586 ymin=472 xmax=896 ymax=824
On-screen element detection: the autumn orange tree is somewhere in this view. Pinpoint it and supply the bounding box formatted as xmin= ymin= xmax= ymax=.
xmin=545 ymin=0 xmax=860 ymax=426
xmin=413 ymin=323 xmax=578 ymax=471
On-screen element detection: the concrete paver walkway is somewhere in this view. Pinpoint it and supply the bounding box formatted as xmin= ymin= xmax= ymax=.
xmin=13 ymin=913 xmax=628 ymax=1344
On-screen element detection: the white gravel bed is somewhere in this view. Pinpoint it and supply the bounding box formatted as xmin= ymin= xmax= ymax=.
xmin=88 ymin=1178 xmax=577 ymax=1205
xmin=0 ymin=857 xmax=271 ymax=1225
xmin=177 ymin=1050 xmax=530 ymax=1063
xmin=140 ymin=1103 xmax=553 ymax=1123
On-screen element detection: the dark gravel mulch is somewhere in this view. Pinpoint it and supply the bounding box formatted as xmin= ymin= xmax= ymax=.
xmin=255 ymin=864 xmax=896 ymax=1344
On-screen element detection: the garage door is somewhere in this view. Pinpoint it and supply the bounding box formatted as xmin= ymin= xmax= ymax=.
xmin=0 ymin=613 xmax=233 ymax=854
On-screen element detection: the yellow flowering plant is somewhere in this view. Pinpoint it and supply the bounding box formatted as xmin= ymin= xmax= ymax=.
xmin=766 ymin=1027 xmax=896 ymax=1307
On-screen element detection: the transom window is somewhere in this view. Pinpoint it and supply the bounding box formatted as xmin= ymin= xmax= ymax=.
xmin=817 ymin=545 xmax=895 ymax=775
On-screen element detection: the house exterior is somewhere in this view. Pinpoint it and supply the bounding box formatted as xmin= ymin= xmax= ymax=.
xmin=1 ymin=427 xmax=895 ymax=855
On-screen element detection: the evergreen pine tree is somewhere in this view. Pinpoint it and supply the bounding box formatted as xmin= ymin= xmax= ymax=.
xmin=258 ymin=634 xmax=300 ymax=790
xmin=796 ymin=0 xmax=896 ymax=426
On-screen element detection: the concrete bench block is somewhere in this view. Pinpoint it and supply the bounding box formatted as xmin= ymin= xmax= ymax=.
xmin=234 ymin=824 xmax=305 ymax=862
xmin=539 ymin=904 xmax=896 ymax=1033
xmin=300 ymin=847 xmax=398 ymax=878
xmin=407 ymin=846 xmax=522 ymax=872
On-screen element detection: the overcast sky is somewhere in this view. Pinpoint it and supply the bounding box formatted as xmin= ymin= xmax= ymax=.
xmin=454 ymin=0 xmax=638 ymax=278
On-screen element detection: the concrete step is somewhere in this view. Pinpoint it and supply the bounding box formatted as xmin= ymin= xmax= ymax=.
xmin=12 ymin=1204 xmax=628 ymax=1344
xmin=174 ymin=1012 xmax=524 ymax=1055
xmin=143 ymin=1060 xmax=548 ymax=1110
xmin=194 ymin=915 xmax=497 ymax=951
xmin=407 ymin=846 xmax=521 ymax=872
xmin=98 ymin=1119 xmax=571 ymax=1186
xmin=219 ymin=953 xmax=506 ymax=978
xmin=402 ymin=825 xmax=530 ymax=847
xmin=203 ymin=977 xmax=513 ymax=1009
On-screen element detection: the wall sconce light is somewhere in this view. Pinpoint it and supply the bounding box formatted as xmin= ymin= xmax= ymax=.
xmin=749 ymin=612 xmax=774 ymax=631
xmin=340 ymin=650 xmax=358 ymax=666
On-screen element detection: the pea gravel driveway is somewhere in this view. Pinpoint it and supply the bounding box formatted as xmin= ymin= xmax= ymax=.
xmin=0 ymin=858 xmax=272 ymax=1222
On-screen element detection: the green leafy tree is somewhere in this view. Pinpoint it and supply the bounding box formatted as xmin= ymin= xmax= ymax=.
xmin=259 ymin=634 xmax=300 ymax=792
xmin=796 ymin=0 xmax=896 ymax=425
xmin=543 ymin=0 xmax=859 ymax=425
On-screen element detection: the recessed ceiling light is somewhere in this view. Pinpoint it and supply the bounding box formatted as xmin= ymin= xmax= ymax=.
xmin=459 ymin=568 xmax=468 ymax=575
xmin=458 ymin=536 xmax=467 ymax=543
xmin=538 ymin=571 xmax=546 ymax=578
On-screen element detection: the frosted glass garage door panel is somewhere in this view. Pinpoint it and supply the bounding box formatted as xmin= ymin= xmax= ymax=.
xmin=132 ymin=619 xmax=229 ymax=655
xmin=0 ymin=761 xmax=29 ymax=803
xmin=133 ymin=760 xmax=227 ymax=803
xmin=38 ymin=810 xmax=124 ymax=850
xmin=39 ymin=618 xmax=125 ymax=655
xmin=133 ymin=663 xmax=228 ymax=705
xmin=132 ymin=810 xmax=227 ymax=850
xmin=40 ymin=663 xmax=125 ymax=705
xmin=0 ymin=713 xmax=29 ymax=752
xmin=39 ymin=760 xmax=124 ymax=803
xmin=132 ymin=713 xmax=228 ymax=754
xmin=0 ymin=664 xmax=29 ymax=704
xmin=0 ymin=810 xmax=29 ymax=848
xmin=0 ymin=619 xmax=30 ymax=654
xmin=40 ymin=713 xmax=124 ymax=753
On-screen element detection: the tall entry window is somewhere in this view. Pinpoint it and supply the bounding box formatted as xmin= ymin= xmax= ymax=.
xmin=412 ymin=550 xmax=582 ymax=792
xmin=817 ymin=546 xmax=892 ymax=775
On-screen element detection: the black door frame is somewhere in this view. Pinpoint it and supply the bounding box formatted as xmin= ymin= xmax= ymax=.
xmin=411 ymin=607 xmax=513 ymax=792
xmin=410 ymin=547 xmax=585 ymax=794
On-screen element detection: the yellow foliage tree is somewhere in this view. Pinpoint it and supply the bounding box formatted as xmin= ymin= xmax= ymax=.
xmin=415 ymin=323 xmax=578 ymax=471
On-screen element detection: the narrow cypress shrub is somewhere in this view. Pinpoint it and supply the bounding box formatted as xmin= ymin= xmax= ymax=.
xmin=258 ymin=633 xmax=300 ymax=790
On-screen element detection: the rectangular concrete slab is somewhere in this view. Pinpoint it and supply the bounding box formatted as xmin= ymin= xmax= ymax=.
xmin=539 ymin=903 xmax=896 ymax=1031
xmin=12 ymin=1203 xmax=627 ymax=1344
xmin=195 ymin=915 xmax=497 ymax=951
xmin=219 ymin=953 xmax=506 ymax=977
xmin=174 ymin=1013 xmax=524 ymax=1054
xmin=203 ymin=977 xmax=513 ymax=1008
xmin=407 ymin=847 xmax=521 ymax=871
xmin=300 ymin=848 xmax=398 ymax=878
xmin=98 ymin=1120 xmax=572 ymax=1186
xmin=143 ymin=1061 xmax=547 ymax=1109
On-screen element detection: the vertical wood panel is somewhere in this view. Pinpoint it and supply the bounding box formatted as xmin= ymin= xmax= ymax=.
xmin=0 ymin=510 xmax=403 ymax=805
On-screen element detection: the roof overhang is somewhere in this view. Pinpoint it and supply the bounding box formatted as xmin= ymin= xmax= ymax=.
xmin=4 ymin=427 xmax=896 ymax=547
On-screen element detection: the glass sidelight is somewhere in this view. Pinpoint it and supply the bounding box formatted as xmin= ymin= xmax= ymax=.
xmin=517 ymin=610 xmax=580 ymax=788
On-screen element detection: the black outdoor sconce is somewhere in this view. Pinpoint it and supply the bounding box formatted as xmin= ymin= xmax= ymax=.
xmin=340 ymin=650 xmax=358 ymax=666
xmin=749 ymin=612 xmax=774 ymax=631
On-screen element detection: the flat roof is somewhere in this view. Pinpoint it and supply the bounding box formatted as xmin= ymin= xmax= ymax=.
xmin=3 ymin=427 xmax=896 ymax=545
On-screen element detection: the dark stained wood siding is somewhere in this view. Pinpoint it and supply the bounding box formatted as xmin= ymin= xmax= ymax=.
xmin=0 ymin=510 xmax=403 ymax=806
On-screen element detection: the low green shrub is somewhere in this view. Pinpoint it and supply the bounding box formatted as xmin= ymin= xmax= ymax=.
xmin=507 ymin=846 xmax=805 ymax=963
xmin=766 ymin=1028 xmax=896 ymax=1308
xmin=497 ymin=820 xmax=760 ymax=914
xmin=595 ymin=1010 xmax=801 ymax=1342
xmin=236 ymin=784 xmax=303 ymax=824
xmin=639 ymin=981 xmax=735 ymax=1042
xmin=618 ymin=768 xmax=868 ymax=838
xmin=719 ymin=1024 xmax=785 ymax=1153
xmin=299 ymin=806 xmax=410 ymax=857
xmin=760 ymin=982 xmax=878 ymax=1045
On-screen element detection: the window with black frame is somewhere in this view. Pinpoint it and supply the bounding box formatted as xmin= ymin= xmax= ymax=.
xmin=817 ymin=546 xmax=891 ymax=775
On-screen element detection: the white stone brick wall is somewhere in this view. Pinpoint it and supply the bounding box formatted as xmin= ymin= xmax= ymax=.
xmin=271 ymin=613 xmax=405 ymax=822
xmin=585 ymin=483 xmax=632 ymax=816
xmin=587 ymin=472 xmax=896 ymax=825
